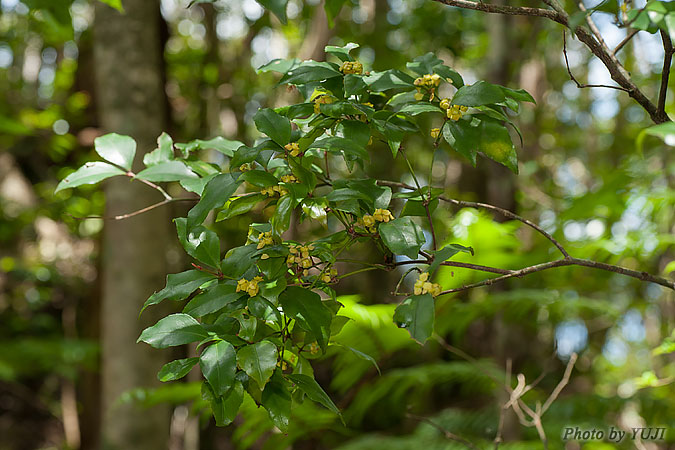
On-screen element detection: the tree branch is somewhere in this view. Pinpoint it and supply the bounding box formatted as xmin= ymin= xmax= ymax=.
xmin=613 ymin=28 xmax=639 ymax=56
xmin=658 ymin=29 xmax=674 ymax=118
xmin=377 ymin=179 xmax=675 ymax=292
xmin=430 ymin=0 xmax=669 ymax=123
xmin=563 ymin=30 xmax=629 ymax=92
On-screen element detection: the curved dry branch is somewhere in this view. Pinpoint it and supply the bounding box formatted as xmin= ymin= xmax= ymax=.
xmin=377 ymin=180 xmax=675 ymax=292
xmin=430 ymin=0 xmax=669 ymax=123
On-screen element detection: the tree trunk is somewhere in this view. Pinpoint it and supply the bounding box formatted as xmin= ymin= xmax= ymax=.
xmin=93 ymin=1 xmax=171 ymax=448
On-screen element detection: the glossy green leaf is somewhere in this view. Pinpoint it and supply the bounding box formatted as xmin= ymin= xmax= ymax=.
xmin=135 ymin=161 xmax=198 ymax=182
xmin=217 ymin=193 xmax=265 ymax=221
xmin=237 ymin=340 xmax=278 ymax=387
xmin=142 ymin=270 xmax=214 ymax=311
xmin=254 ymin=108 xmax=292 ymax=146
xmin=183 ymin=283 xmax=240 ymax=317
xmin=241 ymin=170 xmax=278 ymax=188
xmin=279 ymin=61 xmax=341 ymax=85
xmin=157 ymin=357 xmax=199 ymax=382
xmin=202 ymin=380 xmax=244 ymax=427
xmin=143 ymin=132 xmax=174 ymax=166
xmin=175 ymin=218 xmax=220 ymax=267
xmin=220 ymin=245 xmax=258 ymax=278
xmin=200 ymin=340 xmax=237 ymax=396
xmin=428 ymin=244 xmax=474 ymax=274
xmin=393 ymin=294 xmax=435 ymax=344
xmin=94 ymin=133 xmax=136 ymax=170
xmin=325 ymin=42 xmax=358 ymax=61
xmin=479 ymin=117 xmax=518 ymax=173
xmin=279 ymin=287 xmax=332 ymax=351
xmin=379 ymin=217 xmax=427 ymax=259
xmin=261 ymin=371 xmax=291 ymax=431
xmin=271 ymin=194 xmax=296 ymax=235
xmin=443 ymin=119 xmax=478 ymax=165
xmin=187 ymin=173 xmax=241 ymax=228
xmin=55 ymin=162 xmax=125 ymax=193
xmin=138 ymin=313 xmax=208 ymax=348
xmin=287 ymin=374 xmax=340 ymax=415
xmin=452 ymin=81 xmax=506 ymax=107
xmin=364 ymin=70 xmax=415 ymax=91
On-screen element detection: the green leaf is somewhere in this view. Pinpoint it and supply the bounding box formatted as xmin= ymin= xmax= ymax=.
xmin=55 ymin=162 xmax=125 ymax=193
xmin=344 ymin=74 xmax=368 ymax=96
xmin=193 ymin=137 xmax=244 ymax=157
xmin=142 ymin=270 xmax=215 ymax=311
xmin=398 ymin=103 xmax=442 ymax=116
xmin=138 ymin=313 xmax=208 ymax=348
xmin=325 ymin=42 xmax=358 ymax=61
xmin=379 ymin=217 xmax=427 ymax=259
xmin=135 ymin=161 xmax=198 ymax=182
xmin=452 ymin=81 xmax=506 ymax=107
xmin=364 ymin=70 xmax=415 ymax=91
xmin=479 ymin=117 xmax=518 ymax=173
xmin=183 ymin=283 xmax=241 ymax=317
xmin=443 ymin=119 xmax=478 ymax=165
xmin=200 ymin=340 xmax=237 ymax=396
xmin=271 ymin=194 xmax=296 ymax=235
xmin=310 ymin=137 xmax=369 ymax=162
xmin=287 ymin=374 xmax=340 ymax=415
xmin=187 ymin=173 xmax=241 ymax=229
xmin=255 ymin=0 xmax=288 ymax=24
xmin=180 ymin=173 xmax=217 ymax=196
xmin=637 ymin=122 xmax=675 ymax=152
xmin=400 ymin=198 xmax=438 ymax=217
xmin=217 ymin=193 xmax=265 ymax=221
xmin=279 ymin=287 xmax=332 ymax=351
xmin=241 ymin=170 xmax=278 ymax=188
xmin=220 ymin=244 xmax=258 ymax=278
xmin=175 ymin=218 xmax=221 ymax=267
xmin=202 ymin=380 xmax=244 ymax=427
xmin=428 ymin=244 xmax=473 ymax=273
xmin=340 ymin=345 xmax=380 ymax=375
xmin=94 ymin=133 xmax=136 ymax=170
xmin=501 ymin=87 xmax=536 ymax=104
xmin=254 ymin=108 xmax=292 ymax=146
xmin=143 ymin=132 xmax=174 ymax=166
xmin=393 ymin=294 xmax=435 ymax=344
xmin=237 ymin=340 xmax=278 ymax=387
xmin=279 ymin=61 xmax=341 ymax=85
xmin=158 ymin=357 xmax=199 ymax=382
xmin=261 ymin=371 xmax=291 ymax=431
xmin=98 ymin=0 xmax=124 ymax=12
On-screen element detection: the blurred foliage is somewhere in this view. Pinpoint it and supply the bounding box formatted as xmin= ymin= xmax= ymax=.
xmin=0 ymin=0 xmax=673 ymax=448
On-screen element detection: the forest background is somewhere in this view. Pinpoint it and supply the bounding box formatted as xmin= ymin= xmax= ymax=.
xmin=0 ymin=0 xmax=673 ymax=449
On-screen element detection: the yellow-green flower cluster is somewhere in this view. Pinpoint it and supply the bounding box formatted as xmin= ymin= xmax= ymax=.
xmin=414 ymin=73 xmax=441 ymax=101
xmin=284 ymin=142 xmax=300 ymax=157
xmin=430 ymin=128 xmax=441 ymax=139
xmin=439 ymin=98 xmax=468 ymax=121
xmin=339 ymin=61 xmax=363 ymax=75
xmin=321 ymin=267 xmax=338 ymax=283
xmin=261 ymin=184 xmax=289 ymax=197
xmin=256 ymin=231 xmax=274 ymax=250
xmin=236 ymin=275 xmax=263 ymax=297
xmin=287 ymin=243 xmax=315 ymax=272
xmin=313 ymin=94 xmax=334 ymax=114
xmin=280 ymin=174 xmax=297 ymax=184
xmin=413 ymin=272 xmax=442 ymax=297
xmin=239 ymin=162 xmax=254 ymax=172
xmin=357 ymin=208 xmax=394 ymax=232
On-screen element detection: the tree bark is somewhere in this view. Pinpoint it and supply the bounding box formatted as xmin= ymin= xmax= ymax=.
xmin=93 ymin=1 xmax=171 ymax=448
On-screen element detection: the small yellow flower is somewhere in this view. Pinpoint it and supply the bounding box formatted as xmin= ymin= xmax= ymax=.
xmin=280 ymin=174 xmax=297 ymax=183
xmin=321 ymin=273 xmax=331 ymax=283
xmin=309 ymin=342 xmax=319 ymax=354
xmin=284 ymin=142 xmax=300 ymax=157
xmin=237 ymin=276 xmax=263 ymax=297
xmin=439 ymin=98 xmax=451 ymax=110
xmin=340 ymin=61 xmax=364 ymax=75
xmin=459 ymin=105 xmax=468 ymax=112
xmin=413 ymin=272 xmax=442 ymax=297
xmin=430 ymin=128 xmax=440 ymax=139
xmin=362 ymin=215 xmax=376 ymax=227
xmin=239 ymin=163 xmax=253 ymax=172
xmin=256 ymin=231 xmax=274 ymax=249
xmin=261 ymin=253 xmax=269 ymax=260
xmin=303 ymin=269 xmax=310 ymax=277
xmin=414 ymin=91 xmax=424 ymax=101
xmin=313 ymin=95 xmax=334 ymax=114
xmin=301 ymin=258 xmax=312 ymax=269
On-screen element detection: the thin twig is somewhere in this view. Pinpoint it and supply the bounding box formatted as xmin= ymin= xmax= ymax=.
xmin=658 ymin=29 xmax=674 ymax=117
xmin=431 ymin=0 xmax=667 ymax=122
xmin=395 ymin=259 xmax=514 ymax=275
xmin=613 ymin=28 xmax=639 ymax=56
xmin=65 ymin=197 xmax=198 ymax=221
xmin=128 ymin=172 xmax=172 ymax=200
xmin=541 ymin=353 xmax=577 ymax=414
xmin=563 ymin=30 xmax=629 ymax=92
